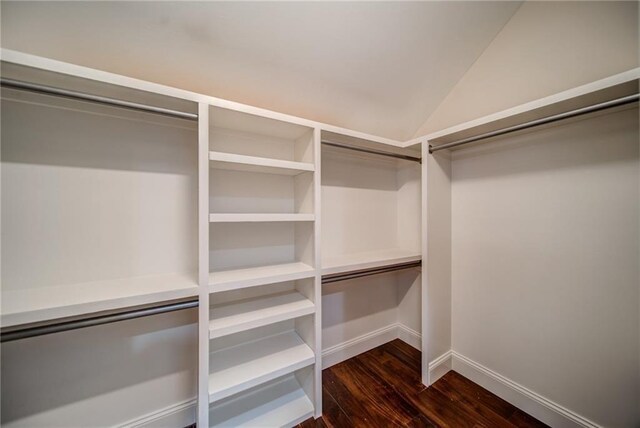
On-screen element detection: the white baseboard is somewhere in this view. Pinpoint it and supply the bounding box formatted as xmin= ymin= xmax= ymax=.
xmin=322 ymin=324 xmax=398 ymax=368
xmin=322 ymin=323 xmax=426 ymax=369
xmin=428 ymin=350 xmax=452 ymax=384
xmin=451 ymin=351 xmax=601 ymax=428
xmin=118 ymin=398 xmax=196 ymax=428
xmin=396 ymin=323 xmax=421 ymax=351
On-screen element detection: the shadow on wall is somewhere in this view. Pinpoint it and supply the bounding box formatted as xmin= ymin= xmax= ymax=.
xmin=322 ymin=271 xmax=420 ymax=347
xmin=450 ymin=106 xmax=639 ymax=180
xmin=1 ymin=309 xmax=198 ymax=426
xmin=1 ymin=90 xmax=198 ymax=174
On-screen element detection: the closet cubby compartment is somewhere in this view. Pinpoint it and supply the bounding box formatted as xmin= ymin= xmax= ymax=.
xmin=209 ymin=279 xmax=316 ymax=339
xmin=209 ymin=222 xmax=315 ymax=292
xmin=209 ymin=319 xmax=316 ymax=403
xmin=209 ymin=106 xmax=314 ymax=165
xmin=210 ymin=167 xmax=314 ymax=216
xmin=0 ymin=63 xmax=199 ymax=327
xmin=208 ymin=372 xmax=315 ymax=427
xmin=321 ymin=140 xmax=421 ymax=274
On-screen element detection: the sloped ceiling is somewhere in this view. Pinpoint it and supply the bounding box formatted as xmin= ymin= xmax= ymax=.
xmin=0 ymin=1 xmax=521 ymax=140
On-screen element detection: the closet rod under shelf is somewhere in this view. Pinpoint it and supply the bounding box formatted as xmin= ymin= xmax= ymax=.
xmin=322 ymin=260 xmax=422 ymax=284
xmin=0 ymin=298 xmax=199 ymax=342
xmin=429 ymin=93 xmax=639 ymax=153
xmin=0 ymin=78 xmax=199 ymax=121
xmin=322 ymin=140 xmax=422 ymax=163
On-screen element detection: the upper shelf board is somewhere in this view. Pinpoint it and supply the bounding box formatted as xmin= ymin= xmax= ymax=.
xmin=209 ymin=213 xmax=315 ymax=223
xmin=209 ymin=151 xmax=314 ymax=176
xmin=209 ymin=290 xmax=315 ymax=339
xmin=209 ymin=262 xmax=316 ymax=293
xmin=418 ymin=68 xmax=640 ymax=150
xmin=1 ymin=272 xmax=199 ymax=328
xmin=322 ymin=248 xmax=421 ymax=276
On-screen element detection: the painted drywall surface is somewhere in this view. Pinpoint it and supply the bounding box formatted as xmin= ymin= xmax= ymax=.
xmin=1 ymin=310 xmax=197 ymax=427
xmin=0 ymin=1 xmax=521 ymax=141
xmin=322 ymin=275 xmax=400 ymax=351
xmin=414 ymin=1 xmax=639 ymax=137
xmin=451 ymin=107 xmax=639 ymax=427
xmin=426 ymin=153 xmax=452 ymax=363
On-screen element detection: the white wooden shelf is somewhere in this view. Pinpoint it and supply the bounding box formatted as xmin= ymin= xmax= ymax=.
xmin=209 ymin=330 xmax=315 ymax=402
xmin=209 ymin=291 xmax=315 ymax=339
xmin=209 ymin=374 xmax=314 ymax=428
xmin=0 ymin=273 xmax=199 ymax=327
xmin=209 ymin=262 xmax=316 ymax=293
xmin=322 ymin=248 xmax=421 ymax=276
xmin=209 ymin=213 xmax=315 ymax=223
xmin=209 ymin=151 xmax=314 ymax=176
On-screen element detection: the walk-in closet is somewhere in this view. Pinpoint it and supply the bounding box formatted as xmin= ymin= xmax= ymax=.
xmin=1 ymin=2 xmax=638 ymax=428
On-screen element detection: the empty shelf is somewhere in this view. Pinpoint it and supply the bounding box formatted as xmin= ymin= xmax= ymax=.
xmin=322 ymin=249 xmax=421 ymax=276
xmin=209 ymin=151 xmax=314 ymax=176
xmin=209 ymin=374 xmax=314 ymax=428
xmin=210 ymin=291 xmax=315 ymax=339
xmin=209 ymin=262 xmax=316 ymax=293
xmin=209 ymin=213 xmax=315 ymax=223
xmin=209 ymin=330 xmax=315 ymax=402
xmin=1 ymin=273 xmax=199 ymax=327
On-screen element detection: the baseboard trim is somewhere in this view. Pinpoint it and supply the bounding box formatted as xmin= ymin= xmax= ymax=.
xmin=118 ymin=398 xmax=196 ymax=428
xmin=396 ymin=323 xmax=421 ymax=351
xmin=451 ymin=351 xmax=602 ymax=428
xmin=427 ymin=350 xmax=452 ymax=384
xmin=322 ymin=324 xmax=399 ymax=368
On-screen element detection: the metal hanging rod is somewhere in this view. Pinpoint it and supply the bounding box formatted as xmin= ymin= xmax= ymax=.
xmin=322 ymin=260 xmax=421 ymax=284
xmin=0 ymin=298 xmax=199 ymax=342
xmin=0 ymin=78 xmax=199 ymax=121
xmin=322 ymin=140 xmax=421 ymax=163
xmin=429 ymin=93 xmax=640 ymax=153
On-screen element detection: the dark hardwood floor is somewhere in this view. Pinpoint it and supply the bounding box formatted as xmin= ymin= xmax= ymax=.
xmin=299 ymin=339 xmax=548 ymax=428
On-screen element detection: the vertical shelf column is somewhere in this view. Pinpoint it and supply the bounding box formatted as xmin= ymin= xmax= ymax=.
xmin=312 ymin=128 xmax=323 ymax=418
xmin=198 ymin=102 xmax=210 ymax=427
xmin=421 ymin=141 xmax=429 ymax=387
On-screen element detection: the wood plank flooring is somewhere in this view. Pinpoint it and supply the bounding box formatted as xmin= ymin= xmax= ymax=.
xmin=299 ymin=339 xmax=548 ymax=428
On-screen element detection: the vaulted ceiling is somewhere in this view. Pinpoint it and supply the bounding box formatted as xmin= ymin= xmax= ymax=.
xmin=1 ymin=1 xmax=522 ymax=140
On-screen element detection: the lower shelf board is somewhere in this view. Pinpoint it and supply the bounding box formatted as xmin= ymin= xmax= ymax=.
xmin=209 ymin=291 xmax=315 ymax=339
xmin=322 ymin=248 xmax=421 ymax=276
xmin=210 ymin=374 xmax=314 ymax=428
xmin=209 ymin=262 xmax=316 ymax=292
xmin=209 ymin=330 xmax=315 ymax=403
xmin=0 ymin=272 xmax=199 ymax=327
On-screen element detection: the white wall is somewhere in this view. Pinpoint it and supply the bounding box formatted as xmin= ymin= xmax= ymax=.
xmin=414 ymin=1 xmax=639 ymax=137
xmin=450 ymin=107 xmax=639 ymax=427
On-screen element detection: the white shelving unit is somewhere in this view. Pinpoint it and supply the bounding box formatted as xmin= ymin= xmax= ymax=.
xmin=320 ymin=133 xmax=423 ymax=370
xmin=0 ymin=61 xmax=201 ymax=329
xmin=2 ymin=48 xmax=637 ymax=428
xmin=1 ymin=50 xmax=429 ymax=428
xmin=205 ymin=105 xmax=322 ymax=426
